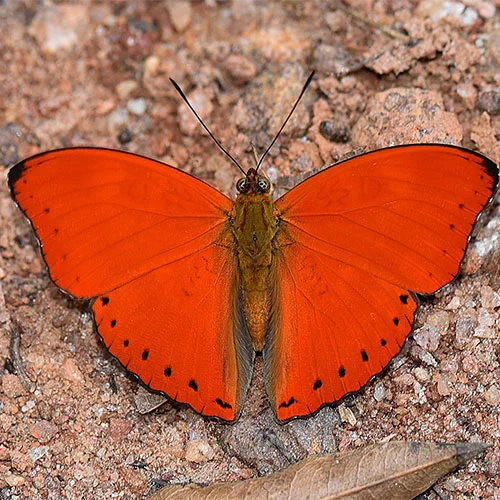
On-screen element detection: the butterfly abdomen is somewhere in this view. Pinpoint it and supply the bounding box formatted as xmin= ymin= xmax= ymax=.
xmin=232 ymin=192 xmax=278 ymax=351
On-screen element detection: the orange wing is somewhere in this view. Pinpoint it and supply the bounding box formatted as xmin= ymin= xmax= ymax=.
xmin=266 ymin=144 xmax=498 ymax=420
xmin=9 ymin=148 xmax=253 ymax=420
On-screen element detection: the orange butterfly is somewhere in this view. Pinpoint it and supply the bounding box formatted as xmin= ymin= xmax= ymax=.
xmin=8 ymin=71 xmax=498 ymax=423
xmin=9 ymin=143 xmax=497 ymax=421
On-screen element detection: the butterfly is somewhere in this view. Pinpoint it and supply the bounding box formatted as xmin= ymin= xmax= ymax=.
xmin=8 ymin=140 xmax=498 ymax=421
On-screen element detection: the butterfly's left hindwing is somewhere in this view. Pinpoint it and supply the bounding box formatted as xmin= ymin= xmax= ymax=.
xmin=92 ymin=240 xmax=254 ymax=420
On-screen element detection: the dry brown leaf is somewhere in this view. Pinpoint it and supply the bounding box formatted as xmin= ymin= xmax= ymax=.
xmin=149 ymin=441 xmax=488 ymax=500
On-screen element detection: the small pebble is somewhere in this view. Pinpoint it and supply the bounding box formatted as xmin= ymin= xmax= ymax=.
xmin=185 ymin=439 xmax=215 ymax=463
xmin=116 ymin=80 xmax=138 ymax=99
xmin=5 ymin=472 xmax=25 ymax=487
xmin=28 ymin=4 xmax=89 ymax=53
xmin=319 ymin=120 xmax=350 ymax=143
xmin=445 ymin=296 xmax=461 ymax=310
xmin=338 ymin=403 xmax=357 ymax=425
xmin=437 ymin=375 xmax=451 ymax=396
xmin=394 ymin=373 xmax=416 ymax=387
xmin=10 ymin=450 xmax=31 ymax=472
xmin=36 ymin=400 xmax=53 ymax=420
xmin=417 ymin=0 xmax=478 ymax=26
xmin=440 ymin=357 xmax=459 ymax=373
xmin=127 ymin=98 xmax=147 ymax=116
xmin=476 ymin=89 xmax=500 ymax=115
xmin=29 ymin=446 xmax=49 ymax=462
xmin=60 ymin=358 xmax=84 ymax=385
xmin=30 ymin=420 xmax=59 ymax=444
xmin=461 ymin=354 xmax=479 ymax=375
xmin=166 ymin=0 xmax=192 ymax=32
xmin=476 ymin=1 xmax=496 ymax=19
xmin=484 ymin=385 xmax=500 ymax=406
xmin=144 ymin=55 xmax=160 ymax=77
xmin=118 ymin=128 xmax=134 ymax=144
xmin=476 ymin=308 xmax=495 ymax=337
xmin=107 ymin=108 xmax=130 ymax=135
xmin=325 ymin=11 xmax=345 ymax=32
xmin=0 ymin=445 xmax=10 ymax=461
xmin=414 ymin=367 xmax=430 ymax=382
xmin=373 ymin=382 xmax=386 ymax=402
xmin=480 ymin=285 xmax=500 ymax=309
xmin=456 ymin=82 xmax=477 ymax=109
xmin=109 ymin=418 xmax=133 ymax=440
xmin=1 ymin=374 xmax=26 ymax=398
xmin=226 ymin=55 xmax=257 ymax=85
xmin=414 ymin=325 xmax=441 ymax=352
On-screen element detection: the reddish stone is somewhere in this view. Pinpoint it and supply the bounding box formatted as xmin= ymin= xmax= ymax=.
xmin=29 ymin=420 xmax=59 ymax=444
xmin=1 ymin=375 xmax=26 ymax=398
xmin=109 ymin=418 xmax=133 ymax=440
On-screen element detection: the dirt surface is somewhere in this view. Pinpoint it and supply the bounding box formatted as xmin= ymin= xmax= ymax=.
xmin=1 ymin=1 xmax=499 ymax=499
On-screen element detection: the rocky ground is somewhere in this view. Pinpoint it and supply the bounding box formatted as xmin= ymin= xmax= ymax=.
xmin=0 ymin=1 xmax=499 ymax=498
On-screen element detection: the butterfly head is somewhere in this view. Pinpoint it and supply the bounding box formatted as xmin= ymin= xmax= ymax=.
xmin=236 ymin=168 xmax=273 ymax=196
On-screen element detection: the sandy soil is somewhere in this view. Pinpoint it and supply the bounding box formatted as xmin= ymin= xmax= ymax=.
xmin=0 ymin=1 xmax=499 ymax=498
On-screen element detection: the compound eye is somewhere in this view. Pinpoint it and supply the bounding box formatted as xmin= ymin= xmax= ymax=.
xmin=257 ymin=176 xmax=271 ymax=192
xmin=236 ymin=178 xmax=247 ymax=192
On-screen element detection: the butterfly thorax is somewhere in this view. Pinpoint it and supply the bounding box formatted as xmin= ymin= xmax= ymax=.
xmin=232 ymin=169 xmax=278 ymax=351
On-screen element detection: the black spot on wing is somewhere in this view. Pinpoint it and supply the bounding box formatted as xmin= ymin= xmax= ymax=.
xmin=215 ymin=398 xmax=232 ymax=409
xmin=393 ymin=317 xmax=399 ymax=326
xmin=189 ymin=379 xmax=198 ymax=391
xmin=399 ymin=294 xmax=409 ymax=305
xmin=338 ymin=366 xmax=346 ymax=378
xmin=361 ymin=350 xmax=369 ymax=362
xmin=164 ymin=366 xmax=171 ymax=377
xmin=110 ymin=319 xmax=117 ymax=328
xmin=279 ymin=397 xmax=296 ymax=409
xmin=101 ymin=297 xmax=110 ymax=306
xmin=381 ymin=338 xmax=387 ymax=346
xmin=313 ymin=379 xmax=322 ymax=390
xmin=123 ymin=339 xmax=129 ymax=347
xmin=141 ymin=350 xmax=149 ymax=360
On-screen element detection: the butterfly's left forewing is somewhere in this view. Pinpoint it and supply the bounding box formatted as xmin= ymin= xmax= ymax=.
xmin=9 ymin=148 xmax=234 ymax=297
xmin=9 ymin=148 xmax=253 ymax=420
xmin=266 ymin=144 xmax=498 ymax=421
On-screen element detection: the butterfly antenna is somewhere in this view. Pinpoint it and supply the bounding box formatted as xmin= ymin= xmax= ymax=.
xmin=169 ymin=78 xmax=246 ymax=175
xmin=256 ymin=70 xmax=315 ymax=172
